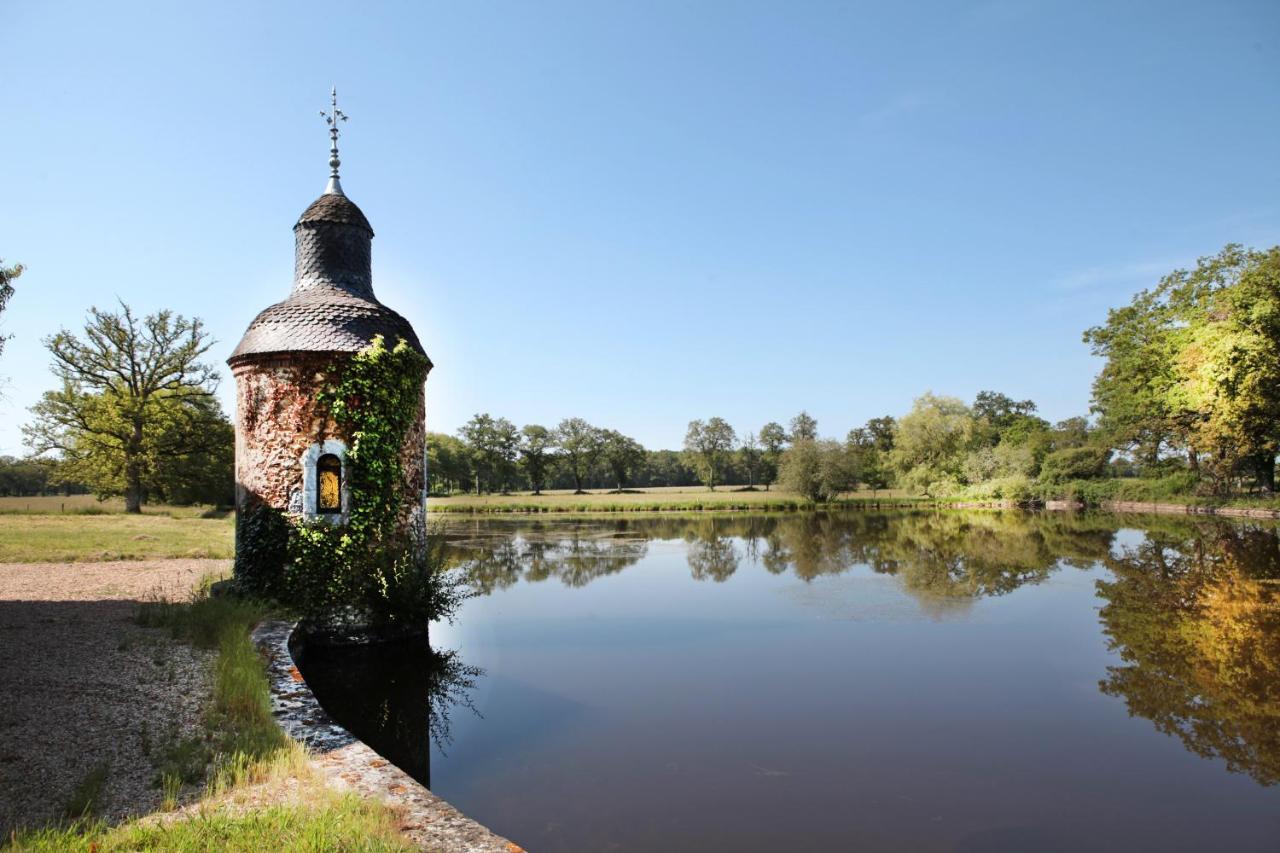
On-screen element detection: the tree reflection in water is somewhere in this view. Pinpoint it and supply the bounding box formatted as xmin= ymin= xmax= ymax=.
xmin=454 ymin=511 xmax=1119 ymax=603
xmin=295 ymin=638 xmax=482 ymax=788
xmin=447 ymin=519 xmax=650 ymax=594
xmin=1097 ymin=523 xmax=1280 ymax=786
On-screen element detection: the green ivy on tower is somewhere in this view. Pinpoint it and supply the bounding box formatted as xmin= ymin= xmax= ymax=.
xmin=236 ymin=336 xmax=461 ymax=631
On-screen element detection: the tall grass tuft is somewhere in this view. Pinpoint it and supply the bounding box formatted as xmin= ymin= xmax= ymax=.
xmin=60 ymin=762 xmax=110 ymax=821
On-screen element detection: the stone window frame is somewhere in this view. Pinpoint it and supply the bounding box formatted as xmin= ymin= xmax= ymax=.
xmin=300 ymin=439 xmax=349 ymax=524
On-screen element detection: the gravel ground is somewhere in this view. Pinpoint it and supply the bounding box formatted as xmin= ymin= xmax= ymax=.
xmin=0 ymin=559 xmax=229 ymax=836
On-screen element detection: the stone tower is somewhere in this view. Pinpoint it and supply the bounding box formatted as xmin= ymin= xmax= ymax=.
xmin=228 ymin=93 xmax=430 ymax=559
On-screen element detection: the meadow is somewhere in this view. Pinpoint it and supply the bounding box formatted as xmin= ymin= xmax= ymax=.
xmin=0 ymin=496 xmax=234 ymax=562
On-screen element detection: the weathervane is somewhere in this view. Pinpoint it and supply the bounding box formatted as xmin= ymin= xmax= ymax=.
xmin=320 ymin=86 xmax=348 ymax=195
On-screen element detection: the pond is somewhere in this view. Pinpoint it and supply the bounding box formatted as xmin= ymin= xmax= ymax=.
xmin=297 ymin=510 xmax=1280 ymax=851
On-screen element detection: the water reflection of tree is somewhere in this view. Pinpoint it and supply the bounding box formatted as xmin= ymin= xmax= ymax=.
xmin=455 ymin=521 xmax=649 ymax=593
xmin=1097 ymin=524 xmax=1280 ymax=786
xmin=683 ymin=517 xmax=740 ymax=582
xmin=450 ymin=511 xmax=1121 ymax=603
xmin=864 ymin=512 xmax=1115 ymax=599
xmin=756 ymin=511 xmax=1117 ymax=600
xmin=297 ymin=640 xmax=482 ymax=788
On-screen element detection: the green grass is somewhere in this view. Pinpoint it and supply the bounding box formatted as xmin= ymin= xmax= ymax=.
xmin=60 ymin=763 xmax=110 ymax=822
xmin=5 ymin=578 xmax=411 ymax=852
xmin=136 ymin=578 xmax=286 ymax=764
xmin=8 ymin=795 xmax=413 ymax=851
xmin=0 ymin=495 xmax=226 ymax=518
xmin=0 ymin=513 xmax=234 ymax=562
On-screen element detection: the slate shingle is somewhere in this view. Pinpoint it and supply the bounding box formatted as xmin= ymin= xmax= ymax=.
xmin=229 ymin=192 xmax=428 ymax=365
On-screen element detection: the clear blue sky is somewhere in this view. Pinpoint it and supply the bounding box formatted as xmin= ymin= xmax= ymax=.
xmin=3 ymin=0 xmax=1278 ymax=454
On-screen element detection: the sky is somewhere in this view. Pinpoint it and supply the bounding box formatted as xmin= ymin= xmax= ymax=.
xmin=2 ymin=0 xmax=1278 ymax=454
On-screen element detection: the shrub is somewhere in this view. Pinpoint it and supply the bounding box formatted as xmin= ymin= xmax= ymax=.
xmin=961 ymin=475 xmax=1035 ymax=502
xmin=286 ymin=525 xmax=470 ymax=632
xmin=777 ymin=439 xmax=855 ymax=502
xmin=1039 ymin=446 xmax=1111 ymax=484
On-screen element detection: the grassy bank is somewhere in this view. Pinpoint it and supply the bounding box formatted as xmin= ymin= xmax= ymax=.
xmin=6 ymin=579 xmax=410 ymax=851
xmin=431 ymin=481 xmax=1280 ymax=516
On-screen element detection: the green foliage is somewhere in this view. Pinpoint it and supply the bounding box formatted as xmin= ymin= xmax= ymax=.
xmin=777 ymin=438 xmax=857 ymax=502
xmin=738 ymin=431 xmax=763 ymax=488
xmin=972 ymin=391 xmax=1042 ymax=447
xmin=961 ymin=443 xmax=1036 ymax=484
xmin=600 ymin=429 xmax=646 ymax=491
xmin=958 ymin=475 xmax=1036 ymax=502
xmin=425 ymin=431 xmax=470 ymax=495
xmin=518 ymin=424 xmax=554 ymax=494
xmin=233 ymin=505 xmax=291 ymax=598
xmin=1039 ymin=446 xmax=1111 ymax=485
xmin=683 ymin=417 xmax=737 ymax=490
xmin=278 ymin=335 xmax=444 ymax=629
xmin=1042 ymin=471 xmax=1203 ymax=505
xmin=788 ymin=411 xmax=818 ymax=442
xmin=0 ymin=455 xmax=56 ymax=496
xmin=889 ymin=392 xmax=975 ymax=495
xmin=553 ymin=418 xmax=605 ymax=493
xmin=758 ymin=422 xmax=788 ymax=489
xmin=0 ymin=258 xmax=20 ymax=361
xmin=147 ymin=411 xmax=234 ymax=505
xmin=458 ymin=413 xmax=519 ymax=494
xmin=322 ymin=336 xmax=429 ymax=544
xmin=285 ymin=522 xmax=469 ymax=629
xmin=1084 ymin=244 xmax=1280 ymax=491
xmin=23 ymin=303 xmax=225 ymax=512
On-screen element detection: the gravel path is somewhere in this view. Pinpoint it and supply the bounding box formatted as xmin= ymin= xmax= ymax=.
xmin=0 ymin=559 xmax=229 ymax=835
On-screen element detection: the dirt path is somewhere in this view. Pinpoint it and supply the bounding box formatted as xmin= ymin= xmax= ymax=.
xmin=0 ymin=559 xmax=229 ymax=836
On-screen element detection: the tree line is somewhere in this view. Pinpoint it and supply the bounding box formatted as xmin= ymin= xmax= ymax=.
xmin=5 ymin=242 xmax=1278 ymax=509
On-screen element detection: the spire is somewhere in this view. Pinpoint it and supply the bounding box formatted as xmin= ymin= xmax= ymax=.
xmin=319 ymin=86 xmax=348 ymax=196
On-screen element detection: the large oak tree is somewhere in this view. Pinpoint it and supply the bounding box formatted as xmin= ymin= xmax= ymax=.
xmin=24 ymin=303 xmax=225 ymax=512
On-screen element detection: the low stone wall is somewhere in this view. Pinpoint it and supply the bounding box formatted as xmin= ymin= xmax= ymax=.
xmin=1097 ymin=500 xmax=1280 ymax=520
xmin=878 ymin=498 xmax=1280 ymax=519
xmin=252 ymin=620 xmax=520 ymax=852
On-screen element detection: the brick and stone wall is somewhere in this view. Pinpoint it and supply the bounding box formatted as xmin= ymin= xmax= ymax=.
xmin=231 ymin=352 xmax=426 ymax=531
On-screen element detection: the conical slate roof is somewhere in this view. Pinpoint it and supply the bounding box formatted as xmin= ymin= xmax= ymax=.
xmin=297 ymin=192 xmax=373 ymax=233
xmin=229 ymin=188 xmax=428 ymax=366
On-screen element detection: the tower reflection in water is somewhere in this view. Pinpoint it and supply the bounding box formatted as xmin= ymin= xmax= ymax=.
xmin=295 ymin=638 xmax=481 ymax=788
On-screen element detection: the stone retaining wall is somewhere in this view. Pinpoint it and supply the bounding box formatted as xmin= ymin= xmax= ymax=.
xmin=252 ymin=620 xmax=519 ymax=852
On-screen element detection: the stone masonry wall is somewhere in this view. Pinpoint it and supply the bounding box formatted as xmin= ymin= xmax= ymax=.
xmin=231 ymin=352 xmax=426 ymax=528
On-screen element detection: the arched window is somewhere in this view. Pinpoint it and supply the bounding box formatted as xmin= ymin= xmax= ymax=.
xmin=316 ymin=454 xmax=342 ymax=514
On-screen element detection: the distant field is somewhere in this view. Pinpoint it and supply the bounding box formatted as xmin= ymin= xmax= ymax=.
xmin=428 ymin=486 xmax=915 ymax=513
xmin=0 ymin=513 xmax=235 ymax=562
xmin=0 ymin=497 xmax=235 ymax=562
xmin=0 ymin=494 xmax=219 ymax=518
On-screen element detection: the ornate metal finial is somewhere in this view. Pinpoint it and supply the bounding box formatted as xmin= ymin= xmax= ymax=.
xmin=319 ymin=86 xmax=348 ymax=195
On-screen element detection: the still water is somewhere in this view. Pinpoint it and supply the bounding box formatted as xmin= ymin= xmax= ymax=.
xmin=298 ymin=511 xmax=1280 ymax=851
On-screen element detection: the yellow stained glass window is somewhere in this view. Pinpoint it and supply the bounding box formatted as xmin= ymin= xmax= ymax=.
xmin=317 ymin=454 xmax=342 ymax=513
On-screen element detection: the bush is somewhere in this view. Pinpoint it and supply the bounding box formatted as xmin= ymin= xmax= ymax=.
xmin=777 ymin=439 xmax=853 ymax=502
xmin=1039 ymin=470 xmax=1202 ymax=505
xmin=1038 ymin=446 xmax=1111 ymax=484
xmin=286 ymin=526 xmax=471 ymax=634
